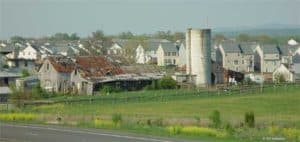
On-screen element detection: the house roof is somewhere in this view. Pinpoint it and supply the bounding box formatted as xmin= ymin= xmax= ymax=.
xmin=48 ymin=56 xmax=75 ymax=73
xmin=221 ymin=42 xmax=240 ymax=53
xmin=121 ymin=65 xmax=161 ymax=74
xmin=75 ymin=56 xmax=124 ymax=81
xmin=142 ymin=42 xmax=160 ymax=51
xmin=260 ymin=44 xmax=280 ymax=54
xmin=159 ymin=42 xmax=178 ymax=52
xmin=239 ymin=43 xmax=256 ymax=55
xmin=293 ymin=53 xmax=300 ymax=63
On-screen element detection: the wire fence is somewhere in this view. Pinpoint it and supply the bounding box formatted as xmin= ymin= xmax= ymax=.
xmin=15 ymin=83 xmax=300 ymax=107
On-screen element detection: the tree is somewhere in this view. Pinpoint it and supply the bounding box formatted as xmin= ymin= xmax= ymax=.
xmin=154 ymin=31 xmax=173 ymax=41
xmin=237 ymin=34 xmax=251 ymax=42
xmin=118 ymin=31 xmax=134 ymax=39
xmin=92 ymin=30 xmax=105 ymax=41
xmin=213 ymin=34 xmax=227 ymax=43
xmin=10 ymin=36 xmax=25 ymax=43
xmin=173 ymin=32 xmax=185 ymax=42
xmin=70 ymin=33 xmax=80 ymax=40
xmin=159 ymin=76 xmax=177 ymax=89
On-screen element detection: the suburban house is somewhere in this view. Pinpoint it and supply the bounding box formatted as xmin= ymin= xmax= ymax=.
xmin=254 ymin=44 xmax=282 ymax=73
xmin=216 ymin=42 xmax=255 ymax=73
xmin=272 ymin=64 xmax=294 ymax=82
xmin=107 ymin=41 xmax=126 ymax=55
xmin=292 ymin=53 xmax=300 ymax=82
xmin=178 ymin=43 xmax=186 ymax=67
xmin=38 ymin=56 xmax=75 ymax=92
xmin=156 ymin=43 xmax=179 ymax=66
xmin=5 ymin=43 xmax=40 ymax=73
xmin=135 ymin=44 xmax=146 ymax=64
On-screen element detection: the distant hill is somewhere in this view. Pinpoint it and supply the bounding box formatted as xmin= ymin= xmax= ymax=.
xmin=214 ymin=24 xmax=300 ymax=37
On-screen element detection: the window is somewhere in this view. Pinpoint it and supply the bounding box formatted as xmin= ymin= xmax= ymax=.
xmin=74 ymin=69 xmax=77 ymax=75
xmin=242 ymin=60 xmax=244 ymax=64
xmin=234 ymin=60 xmax=238 ymax=65
xmin=273 ymin=61 xmax=276 ymax=65
xmin=46 ymin=63 xmax=49 ymax=70
xmin=24 ymin=61 xmax=28 ymax=67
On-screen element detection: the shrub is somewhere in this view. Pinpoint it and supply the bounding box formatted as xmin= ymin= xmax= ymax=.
xmin=268 ymin=123 xmax=280 ymax=136
xmin=2 ymin=64 xmax=9 ymax=68
xmin=274 ymin=73 xmax=286 ymax=83
xmin=282 ymin=128 xmax=300 ymax=140
xmin=159 ymin=76 xmax=177 ymax=89
xmin=244 ymin=111 xmax=255 ymax=128
xmin=101 ymin=85 xmax=113 ymax=94
xmin=94 ymin=118 xmax=114 ymax=128
xmin=21 ymin=69 xmax=30 ymax=77
xmin=0 ymin=113 xmax=36 ymax=121
xmin=224 ymin=122 xmax=235 ymax=135
xmin=175 ymin=126 xmax=227 ymax=138
xmin=167 ymin=125 xmax=182 ymax=135
xmin=209 ymin=110 xmax=221 ymax=128
xmin=112 ymin=113 xmax=122 ymax=125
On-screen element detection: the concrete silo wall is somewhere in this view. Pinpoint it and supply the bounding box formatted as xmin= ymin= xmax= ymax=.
xmin=186 ymin=28 xmax=211 ymax=87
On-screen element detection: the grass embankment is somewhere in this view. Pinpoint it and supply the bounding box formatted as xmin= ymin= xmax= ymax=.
xmin=1 ymin=84 xmax=300 ymax=141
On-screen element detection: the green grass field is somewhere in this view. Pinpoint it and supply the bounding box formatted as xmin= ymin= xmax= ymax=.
xmin=2 ymin=84 xmax=300 ymax=141
xmin=21 ymin=85 xmax=300 ymax=125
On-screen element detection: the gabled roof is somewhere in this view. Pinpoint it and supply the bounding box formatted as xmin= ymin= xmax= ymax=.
xmin=220 ymin=42 xmax=240 ymax=53
xmin=75 ymin=56 xmax=124 ymax=80
xmin=260 ymin=44 xmax=280 ymax=54
xmin=293 ymin=53 xmax=300 ymax=63
xmin=121 ymin=65 xmax=161 ymax=74
xmin=159 ymin=42 xmax=178 ymax=52
xmin=47 ymin=56 xmax=75 ymax=73
xmin=142 ymin=41 xmax=160 ymax=51
xmin=239 ymin=43 xmax=256 ymax=55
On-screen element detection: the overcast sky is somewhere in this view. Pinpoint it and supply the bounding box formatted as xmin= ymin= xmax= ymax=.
xmin=0 ymin=0 xmax=299 ymax=39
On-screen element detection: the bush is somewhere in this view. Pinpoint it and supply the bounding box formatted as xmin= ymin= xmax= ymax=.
xmin=224 ymin=122 xmax=235 ymax=135
xmin=112 ymin=113 xmax=122 ymax=125
xmin=94 ymin=118 xmax=114 ymax=128
xmin=159 ymin=76 xmax=177 ymax=89
xmin=282 ymin=128 xmax=300 ymax=140
xmin=244 ymin=111 xmax=255 ymax=128
xmin=209 ymin=110 xmax=221 ymax=128
xmin=21 ymin=69 xmax=30 ymax=77
xmin=0 ymin=113 xmax=36 ymax=121
xmin=2 ymin=64 xmax=9 ymax=68
xmin=170 ymin=126 xmax=227 ymax=138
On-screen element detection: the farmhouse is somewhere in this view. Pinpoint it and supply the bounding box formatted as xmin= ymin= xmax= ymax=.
xmin=38 ymin=56 xmax=75 ymax=92
xmin=70 ymin=56 xmax=162 ymax=95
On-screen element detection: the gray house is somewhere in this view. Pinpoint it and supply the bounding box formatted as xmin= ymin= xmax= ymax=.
xmin=156 ymin=42 xmax=179 ymax=66
xmin=254 ymin=44 xmax=283 ymax=73
xmin=216 ymin=42 xmax=255 ymax=73
xmin=38 ymin=56 xmax=75 ymax=92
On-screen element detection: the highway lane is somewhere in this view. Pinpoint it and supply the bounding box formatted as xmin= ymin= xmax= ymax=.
xmin=0 ymin=123 xmax=200 ymax=142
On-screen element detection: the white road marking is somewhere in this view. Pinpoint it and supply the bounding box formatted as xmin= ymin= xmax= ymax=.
xmin=3 ymin=124 xmax=173 ymax=142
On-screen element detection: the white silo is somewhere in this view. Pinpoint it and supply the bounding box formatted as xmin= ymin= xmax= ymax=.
xmin=186 ymin=28 xmax=211 ymax=87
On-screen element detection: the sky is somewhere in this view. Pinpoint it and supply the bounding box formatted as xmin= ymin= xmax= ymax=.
xmin=0 ymin=0 xmax=299 ymax=39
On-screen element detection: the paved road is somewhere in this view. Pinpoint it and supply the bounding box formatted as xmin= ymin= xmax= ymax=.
xmin=0 ymin=123 xmax=200 ymax=142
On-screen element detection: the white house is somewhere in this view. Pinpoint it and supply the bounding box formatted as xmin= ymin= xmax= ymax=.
xmin=272 ymin=64 xmax=294 ymax=82
xmin=135 ymin=44 xmax=146 ymax=64
xmin=107 ymin=42 xmax=124 ymax=55
xmin=18 ymin=43 xmax=39 ymax=60
xmin=178 ymin=43 xmax=186 ymax=67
